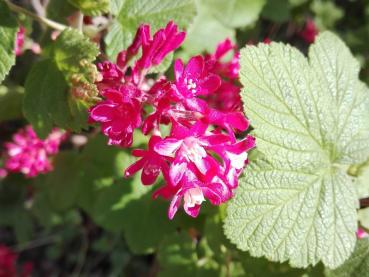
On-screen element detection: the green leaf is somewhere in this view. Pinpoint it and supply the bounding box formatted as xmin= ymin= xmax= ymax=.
xmin=0 ymin=1 xmax=18 ymax=83
xmin=0 ymin=85 xmax=24 ymax=122
xmin=158 ymin=232 xmax=219 ymax=277
xmin=182 ymin=0 xmax=235 ymax=55
xmin=202 ymin=0 xmax=266 ymax=28
xmin=311 ymin=0 xmax=344 ymax=29
xmin=52 ymin=28 xmax=99 ymax=75
xmin=121 ymin=193 xmax=178 ymax=254
xmin=326 ymin=239 xmax=369 ymax=277
xmin=68 ymin=0 xmax=110 ymax=16
xmin=261 ymin=0 xmax=291 ymax=23
xmin=23 ymin=59 xmax=88 ymax=138
xmin=43 ymin=151 xmax=81 ymax=211
xmin=224 ymin=32 xmax=369 ymax=269
xmin=105 ymin=0 xmax=196 ymax=59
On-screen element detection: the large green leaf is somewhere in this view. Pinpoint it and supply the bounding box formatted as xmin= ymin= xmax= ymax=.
xmin=105 ymin=0 xmax=196 ymax=59
xmin=326 ymin=239 xmax=369 ymax=277
xmin=0 ymin=1 xmax=18 ymax=83
xmin=24 ymin=59 xmax=89 ymax=138
xmin=224 ymin=32 xmax=369 ymax=269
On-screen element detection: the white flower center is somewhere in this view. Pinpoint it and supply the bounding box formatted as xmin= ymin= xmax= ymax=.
xmin=184 ymin=78 xmax=197 ymax=94
xmin=184 ymin=187 xmax=205 ymax=208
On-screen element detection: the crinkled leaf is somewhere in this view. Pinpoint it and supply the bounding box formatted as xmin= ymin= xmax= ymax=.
xmin=23 ymin=59 xmax=88 ymax=138
xmin=202 ymin=0 xmax=266 ymax=28
xmin=224 ymin=32 xmax=369 ymax=268
xmin=0 ymin=2 xmax=18 ymax=83
xmin=68 ymin=0 xmax=110 ymax=16
xmin=105 ymin=0 xmax=196 ymax=59
xmin=326 ymin=239 xmax=369 ymax=277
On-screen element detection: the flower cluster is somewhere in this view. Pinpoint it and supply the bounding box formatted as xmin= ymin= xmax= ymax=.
xmin=2 ymin=126 xmax=66 ymax=178
xmin=0 ymin=245 xmax=32 ymax=277
xmin=89 ymin=21 xmax=255 ymax=219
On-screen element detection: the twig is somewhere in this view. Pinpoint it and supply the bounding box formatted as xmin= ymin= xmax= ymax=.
xmin=31 ymin=0 xmax=45 ymax=17
xmin=5 ymin=0 xmax=67 ymax=31
xmin=360 ymin=197 xmax=369 ymax=209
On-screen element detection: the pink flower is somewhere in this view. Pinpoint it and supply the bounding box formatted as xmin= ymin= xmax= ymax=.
xmin=0 ymin=244 xmax=33 ymax=277
xmin=203 ymin=39 xmax=243 ymax=112
xmin=136 ymin=21 xmax=186 ymax=70
xmin=155 ymin=169 xmax=232 ymax=219
xmin=357 ymin=228 xmax=369 ymax=239
xmin=15 ymin=26 xmax=25 ymax=56
xmin=299 ymin=19 xmax=318 ymax=44
xmin=89 ymin=87 xmax=142 ymax=147
xmin=205 ymin=38 xmax=240 ymax=80
xmin=3 ymin=126 xmax=66 ymax=178
xmin=154 ymin=122 xmax=230 ymax=185
xmin=173 ymin=56 xmax=221 ymax=112
xmin=125 ymin=136 xmax=170 ymax=185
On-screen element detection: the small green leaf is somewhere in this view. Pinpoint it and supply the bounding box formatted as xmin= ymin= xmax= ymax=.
xmin=0 ymin=1 xmax=18 ymax=83
xmin=158 ymin=232 xmax=219 ymax=277
xmin=0 ymin=85 xmax=24 ymax=122
xmin=23 ymin=59 xmax=88 ymax=138
xmin=182 ymin=0 xmax=235 ymax=55
xmin=261 ymin=0 xmax=291 ymax=22
xmin=224 ymin=32 xmax=369 ymax=268
xmin=326 ymin=239 xmax=369 ymax=277
xmin=202 ymin=0 xmax=266 ymax=28
xmin=105 ymin=0 xmax=196 ymax=59
xmin=69 ymin=0 xmax=110 ymax=16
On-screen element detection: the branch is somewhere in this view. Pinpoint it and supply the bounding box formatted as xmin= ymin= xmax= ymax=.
xmin=5 ymin=0 xmax=67 ymax=31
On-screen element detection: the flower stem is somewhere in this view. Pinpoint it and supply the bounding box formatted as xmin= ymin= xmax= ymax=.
xmin=5 ymin=0 xmax=67 ymax=31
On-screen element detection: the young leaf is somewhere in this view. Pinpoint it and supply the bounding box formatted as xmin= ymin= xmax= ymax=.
xmin=105 ymin=0 xmax=196 ymax=59
xmin=68 ymin=0 xmax=110 ymax=16
xmin=0 ymin=1 xmax=18 ymax=83
xmin=52 ymin=28 xmax=99 ymax=75
xmin=224 ymin=32 xmax=369 ymax=269
xmin=325 ymin=239 xmax=369 ymax=277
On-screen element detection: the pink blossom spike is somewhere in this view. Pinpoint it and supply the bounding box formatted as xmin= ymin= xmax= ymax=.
xmin=3 ymin=126 xmax=66 ymax=178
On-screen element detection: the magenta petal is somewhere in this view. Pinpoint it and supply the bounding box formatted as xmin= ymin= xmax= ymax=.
xmin=226 ymin=112 xmax=249 ymax=131
xmin=168 ymin=194 xmax=182 ymax=219
xmin=124 ymin=157 xmax=146 ymax=178
xmin=174 ymin=59 xmax=184 ymax=82
xmin=184 ymin=204 xmax=201 ymax=218
xmin=154 ymin=138 xmax=182 ymax=156
xmin=90 ymin=104 xmax=115 ymax=122
xmin=141 ymin=164 xmax=160 ymax=185
xmin=169 ymin=161 xmax=187 ymax=185
xmin=200 ymin=74 xmax=221 ymax=95
xmin=186 ymin=56 xmax=204 ymax=77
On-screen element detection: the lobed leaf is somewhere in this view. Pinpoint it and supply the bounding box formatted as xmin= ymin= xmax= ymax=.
xmin=69 ymin=0 xmax=110 ymax=16
xmin=224 ymin=32 xmax=369 ymax=268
